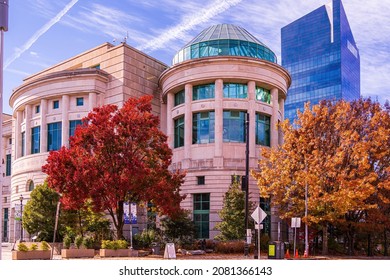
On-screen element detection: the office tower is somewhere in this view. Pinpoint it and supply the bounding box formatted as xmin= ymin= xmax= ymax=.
xmin=282 ymin=0 xmax=360 ymax=122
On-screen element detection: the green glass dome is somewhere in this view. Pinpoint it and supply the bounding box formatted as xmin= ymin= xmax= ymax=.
xmin=172 ymin=24 xmax=277 ymax=65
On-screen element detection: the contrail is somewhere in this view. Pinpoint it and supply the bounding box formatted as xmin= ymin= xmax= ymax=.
xmin=137 ymin=0 xmax=243 ymax=52
xmin=4 ymin=0 xmax=79 ymax=69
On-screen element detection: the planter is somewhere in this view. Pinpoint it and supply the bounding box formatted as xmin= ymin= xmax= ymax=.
xmin=99 ymin=249 xmax=131 ymax=258
xmin=12 ymin=250 xmax=51 ymax=260
xmin=61 ymin=249 xmax=95 ymax=259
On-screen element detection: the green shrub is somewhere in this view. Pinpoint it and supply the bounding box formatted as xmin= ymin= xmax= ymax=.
xmin=63 ymin=235 xmax=72 ymax=249
xmin=101 ymin=240 xmax=128 ymax=250
xmin=75 ymin=235 xmax=83 ymax=249
xmin=30 ymin=243 xmax=38 ymax=251
xmin=83 ymin=237 xmax=94 ymax=249
xmin=41 ymin=241 xmax=50 ymax=251
xmin=17 ymin=243 xmax=29 ymax=252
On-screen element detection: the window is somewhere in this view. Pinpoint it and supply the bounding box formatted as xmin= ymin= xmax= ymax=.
xmin=223 ymin=110 xmax=246 ymax=143
xmin=47 ymin=122 xmax=62 ymax=151
xmin=256 ymin=87 xmax=271 ymax=104
xmin=76 ymin=97 xmax=84 ymax=106
xmin=28 ymin=180 xmax=34 ymax=192
xmin=192 ymin=111 xmax=215 ymax=144
xmin=6 ymin=154 xmax=11 ymax=176
xmin=21 ymin=132 xmax=25 ymax=156
xmin=193 ymin=193 xmax=210 ymax=239
xmin=31 ymin=126 xmax=41 ymax=154
xmin=174 ymin=90 xmax=185 ymax=106
xmin=193 ymin=84 xmax=215 ymax=100
xmin=256 ymin=113 xmax=270 ymax=146
xmin=174 ymin=117 xmax=184 ymax=148
xmin=53 ymin=100 xmax=59 ymax=109
xmin=223 ymin=83 xmax=248 ymax=99
xmin=69 ymin=120 xmax=83 ymax=137
xmin=9 ymin=138 xmax=12 ymax=145
xmin=197 ymin=176 xmax=205 ymax=185
xmin=35 ymin=105 xmax=40 ymax=114
xmin=231 ymin=174 xmax=241 ymax=184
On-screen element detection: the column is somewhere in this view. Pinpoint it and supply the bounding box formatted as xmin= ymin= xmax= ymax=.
xmin=270 ymin=88 xmax=279 ymax=148
xmin=89 ymin=92 xmax=97 ymax=111
xmin=280 ymin=98 xmax=285 ymax=120
xmin=247 ymin=81 xmax=256 ymax=158
xmin=62 ymin=95 xmax=70 ymax=147
xmin=40 ymin=99 xmax=48 ymax=152
xmin=25 ymin=104 xmax=32 ymax=155
xmin=214 ymin=79 xmax=223 ymax=167
xmin=184 ymin=84 xmax=193 ymax=167
xmin=14 ymin=110 xmax=22 ymax=158
xmin=160 ymin=102 xmax=167 ymax=134
xmin=166 ymin=92 xmax=174 ymax=149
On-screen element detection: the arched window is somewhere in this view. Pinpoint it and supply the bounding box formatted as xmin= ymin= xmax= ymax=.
xmin=28 ymin=180 xmax=34 ymax=192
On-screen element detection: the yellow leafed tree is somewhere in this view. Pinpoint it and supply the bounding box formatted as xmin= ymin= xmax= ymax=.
xmin=252 ymin=99 xmax=390 ymax=255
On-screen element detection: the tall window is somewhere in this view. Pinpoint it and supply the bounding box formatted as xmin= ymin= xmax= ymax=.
xmin=193 ymin=84 xmax=215 ymax=100
xmin=223 ymin=110 xmax=246 ymax=143
xmin=21 ymin=132 xmax=25 ymax=156
xmin=31 ymin=126 xmax=40 ymax=154
xmin=193 ymin=193 xmax=210 ymax=239
xmin=174 ymin=90 xmax=185 ymax=106
xmin=35 ymin=105 xmax=40 ymax=114
xmin=256 ymin=87 xmax=271 ymax=104
xmin=69 ymin=120 xmax=83 ymax=137
xmin=6 ymin=154 xmax=11 ymax=176
xmin=192 ymin=111 xmax=215 ymax=144
xmin=47 ymin=122 xmax=62 ymax=151
xmin=256 ymin=113 xmax=270 ymax=146
xmin=223 ymin=83 xmax=248 ymax=98
xmin=174 ymin=117 xmax=184 ymax=148
xmin=28 ymin=180 xmax=34 ymax=191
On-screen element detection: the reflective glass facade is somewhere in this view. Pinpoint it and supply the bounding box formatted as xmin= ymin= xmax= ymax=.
xmin=174 ymin=117 xmax=184 ymax=148
xmin=193 ymin=84 xmax=215 ymax=100
xmin=281 ymin=0 xmax=360 ymax=122
xmin=174 ymin=90 xmax=185 ymax=106
xmin=31 ymin=126 xmax=40 ymax=154
xmin=255 ymin=113 xmax=270 ymax=147
xmin=173 ymin=24 xmax=277 ymax=65
xmin=223 ymin=83 xmax=247 ymax=99
xmin=193 ymin=193 xmax=210 ymax=239
xmin=69 ymin=120 xmax=83 ymax=137
xmin=47 ymin=122 xmax=62 ymax=151
xmin=223 ymin=110 xmax=246 ymax=143
xmin=193 ymin=111 xmax=215 ymax=144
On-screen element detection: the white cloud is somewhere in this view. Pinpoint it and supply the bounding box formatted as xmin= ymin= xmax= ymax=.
xmin=137 ymin=0 xmax=243 ymax=51
xmin=4 ymin=0 xmax=79 ymax=69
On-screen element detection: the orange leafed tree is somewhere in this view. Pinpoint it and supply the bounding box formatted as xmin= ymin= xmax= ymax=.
xmin=252 ymin=98 xmax=390 ymax=255
xmin=42 ymin=96 xmax=186 ymax=240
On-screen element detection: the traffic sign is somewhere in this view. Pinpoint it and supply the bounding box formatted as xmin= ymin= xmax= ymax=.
xmin=251 ymin=206 xmax=267 ymax=224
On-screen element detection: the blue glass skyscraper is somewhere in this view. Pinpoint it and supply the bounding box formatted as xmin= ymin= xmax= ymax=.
xmin=281 ymin=0 xmax=360 ymax=122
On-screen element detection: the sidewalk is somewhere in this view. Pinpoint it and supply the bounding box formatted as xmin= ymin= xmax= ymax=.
xmin=1 ymin=242 xmax=13 ymax=260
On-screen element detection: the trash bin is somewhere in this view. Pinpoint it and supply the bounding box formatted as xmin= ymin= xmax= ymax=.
xmin=268 ymin=241 xmax=284 ymax=259
xmin=151 ymin=243 xmax=160 ymax=255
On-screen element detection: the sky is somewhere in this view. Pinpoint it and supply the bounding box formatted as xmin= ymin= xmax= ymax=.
xmin=2 ymin=0 xmax=390 ymax=115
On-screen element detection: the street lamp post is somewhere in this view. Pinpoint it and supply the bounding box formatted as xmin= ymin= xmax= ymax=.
xmin=20 ymin=195 xmax=24 ymax=242
xmin=244 ymin=113 xmax=250 ymax=257
xmin=0 ymin=0 xmax=9 ymax=261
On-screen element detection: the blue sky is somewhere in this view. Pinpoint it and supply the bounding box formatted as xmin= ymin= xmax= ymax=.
xmin=2 ymin=0 xmax=390 ymax=114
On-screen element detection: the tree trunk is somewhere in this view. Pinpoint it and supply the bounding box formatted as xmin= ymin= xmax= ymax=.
xmin=367 ymin=233 xmax=372 ymax=256
xmin=384 ymin=229 xmax=388 ymax=256
xmin=322 ymin=223 xmax=328 ymax=255
xmin=115 ymin=201 xmax=124 ymax=240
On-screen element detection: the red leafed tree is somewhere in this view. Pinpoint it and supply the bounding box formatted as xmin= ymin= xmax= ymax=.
xmin=42 ymin=95 xmax=185 ymax=239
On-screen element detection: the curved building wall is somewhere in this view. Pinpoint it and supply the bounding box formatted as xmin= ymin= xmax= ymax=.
xmin=160 ymin=56 xmax=290 ymax=239
xmin=7 ymin=43 xmax=167 ymax=242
